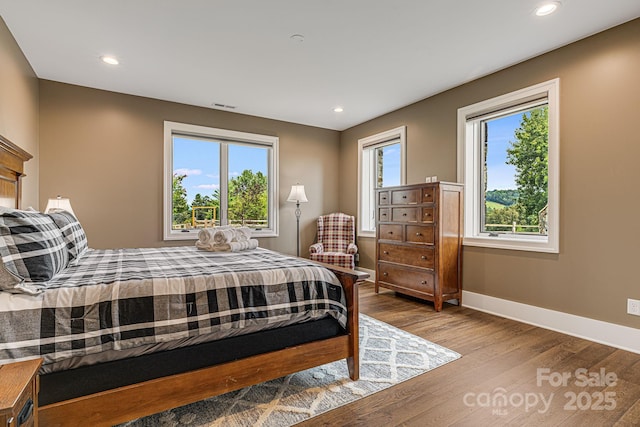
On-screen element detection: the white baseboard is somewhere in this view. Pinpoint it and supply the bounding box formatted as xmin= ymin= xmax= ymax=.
xmin=462 ymin=291 xmax=640 ymax=355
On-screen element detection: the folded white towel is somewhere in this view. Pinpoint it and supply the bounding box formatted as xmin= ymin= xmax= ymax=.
xmin=233 ymin=227 xmax=252 ymax=242
xmin=196 ymin=227 xmax=232 ymax=247
xmin=195 ymin=240 xmax=221 ymax=251
xmin=197 ymin=242 xmax=232 ymax=252
xmin=196 ymin=226 xmax=258 ymax=252
xmin=229 ymin=239 xmax=259 ymax=252
xmin=197 ymin=229 xmax=213 ymax=245
xmin=213 ymin=229 xmax=235 ymax=244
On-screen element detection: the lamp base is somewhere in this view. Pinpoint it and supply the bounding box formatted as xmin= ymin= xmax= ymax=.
xmin=295 ymin=202 xmax=301 ymax=257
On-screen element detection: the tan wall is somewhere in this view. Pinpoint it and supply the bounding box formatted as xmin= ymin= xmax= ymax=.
xmin=0 ymin=17 xmax=38 ymax=208
xmin=340 ymin=18 xmax=640 ymax=329
xmin=39 ymin=81 xmax=340 ymax=255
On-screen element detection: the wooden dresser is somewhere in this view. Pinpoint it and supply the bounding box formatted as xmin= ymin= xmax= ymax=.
xmin=375 ymin=182 xmax=463 ymax=311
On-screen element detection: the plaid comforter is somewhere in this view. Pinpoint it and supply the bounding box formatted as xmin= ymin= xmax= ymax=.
xmin=0 ymin=247 xmax=347 ymax=367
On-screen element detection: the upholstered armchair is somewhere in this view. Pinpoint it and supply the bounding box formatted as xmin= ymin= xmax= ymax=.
xmin=309 ymin=212 xmax=358 ymax=269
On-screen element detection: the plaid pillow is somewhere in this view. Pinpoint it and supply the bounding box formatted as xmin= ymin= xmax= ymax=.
xmin=48 ymin=210 xmax=88 ymax=264
xmin=0 ymin=210 xmax=69 ymax=288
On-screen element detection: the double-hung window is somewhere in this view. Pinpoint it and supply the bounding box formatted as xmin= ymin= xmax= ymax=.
xmin=357 ymin=126 xmax=406 ymax=237
xmin=457 ymin=79 xmax=559 ymax=253
xmin=164 ymin=121 xmax=278 ymax=240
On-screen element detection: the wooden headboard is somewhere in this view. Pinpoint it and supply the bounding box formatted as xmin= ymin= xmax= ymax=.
xmin=0 ymin=134 xmax=33 ymax=209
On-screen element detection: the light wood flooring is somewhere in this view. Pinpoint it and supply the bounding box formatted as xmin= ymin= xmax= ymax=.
xmin=300 ymin=281 xmax=640 ymax=427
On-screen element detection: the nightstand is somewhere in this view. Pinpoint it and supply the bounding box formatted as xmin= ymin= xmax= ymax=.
xmin=0 ymin=359 xmax=42 ymax=427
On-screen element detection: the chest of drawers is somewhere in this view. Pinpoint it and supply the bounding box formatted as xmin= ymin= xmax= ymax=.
xmin=375 ymin=182 xmax=463 ymax=311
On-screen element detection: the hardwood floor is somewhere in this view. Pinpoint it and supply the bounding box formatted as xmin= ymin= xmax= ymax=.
xmin=300 ymin=282 xmax=640 ymax=427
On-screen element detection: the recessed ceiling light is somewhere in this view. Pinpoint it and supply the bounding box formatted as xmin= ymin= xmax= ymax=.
xmin=535 ymin=2 xmax=561 ymax=16
xmin=333 ymin=107 xmax=344 ymax=113
xmin=290 ymin=34 xmax=305 ymax=43
xmin=100 ymin=55 xmax=119 ymax=65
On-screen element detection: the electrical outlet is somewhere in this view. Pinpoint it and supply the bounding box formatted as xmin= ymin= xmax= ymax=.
xmin=627 ymin=298 xmax=640 ymax=316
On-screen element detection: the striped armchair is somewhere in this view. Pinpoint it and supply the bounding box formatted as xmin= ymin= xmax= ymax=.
xmin=309 ymin=212 xmax=358 ymax=269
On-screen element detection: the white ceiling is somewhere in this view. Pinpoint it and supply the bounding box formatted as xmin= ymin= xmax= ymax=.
xmin=1 ymin=1 xmax=639 ymax=131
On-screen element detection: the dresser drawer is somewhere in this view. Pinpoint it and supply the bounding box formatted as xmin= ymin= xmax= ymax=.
xmin=378 ymin=191 xmax=390 ymax=205
xmin=422 ymin=187 xmax=435 ymax=204
xmin=422 ymin=207 xmax=435 ymax=223
xmin=391 ymin=189 xmax=420 ymax=205
xmin=406 ymin=225 xmax=434 ymax=244
xmin=378 ymin=224 xmax=403 ymax=241
xmin=378 ymin=208 xmax=390 ymax=222
xmin=12 ymin=384 xmax=35 ymax=427
xmin=377 ymin=263 xmax=435 ymax=294
xmin=392 ymin=207 xmax=419 ymax=222
xmin=378 ymin=243 xmax=434 ymax=268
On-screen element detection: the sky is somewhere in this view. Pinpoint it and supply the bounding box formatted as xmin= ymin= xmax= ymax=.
xmin=173 ymin=137 xmax=268 ymax=203
xmin=380 ymin=144 xmax=401 ymax=187
xmin=485 ymin=112 xmax=521 ymax=191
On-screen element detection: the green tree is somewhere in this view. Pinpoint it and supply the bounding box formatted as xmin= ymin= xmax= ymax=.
xmin=172 ymin=174 xmax=190 ymax=226
xmin=191 ymin=193 xmax=217 ymax=221
xmin=485 ymin=205 xmax=520 ymax=231
xmin=485 ymin=189 xmax=519 ymax=206
xmin=506 ymin=106 xmax=548 ymax=225
xmin=228 ymin=170 xmax=267 ymax=226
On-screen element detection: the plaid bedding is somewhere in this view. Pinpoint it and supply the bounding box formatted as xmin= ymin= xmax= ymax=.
xmin=0 ymin=247 xmax=347 ymax=368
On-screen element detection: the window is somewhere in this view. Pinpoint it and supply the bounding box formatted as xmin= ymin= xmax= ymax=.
xmin=164 ymin=121 xmax=278 ymax=240
xmin=358 ymin=126 xmax=406 ymax=237
xmin=457 ymin=79 xmax=559 ymax=253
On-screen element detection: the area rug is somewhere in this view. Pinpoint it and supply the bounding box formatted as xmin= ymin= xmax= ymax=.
xmin=122 ymin=314 xmax=461 ymax=427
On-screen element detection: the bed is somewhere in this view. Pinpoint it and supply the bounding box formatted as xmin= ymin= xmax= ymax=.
xmin=0 ymin=134 xmax=367 ymax=426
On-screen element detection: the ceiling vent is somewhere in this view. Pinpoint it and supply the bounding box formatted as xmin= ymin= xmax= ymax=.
xmin=212 ymin=103 xmax=237 ymax=110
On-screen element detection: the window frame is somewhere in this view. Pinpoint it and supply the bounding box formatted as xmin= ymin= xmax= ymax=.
xmin=357 ymin=126 xmax=407 ymax=238
xmin=456 ymin=79 xmax=560 ymax=253
xmin=163 ymin=121 xmax=279 ymax=240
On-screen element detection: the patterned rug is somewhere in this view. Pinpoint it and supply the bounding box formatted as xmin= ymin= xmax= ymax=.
xmin=123 ymin=314 xmax=461 ymax=427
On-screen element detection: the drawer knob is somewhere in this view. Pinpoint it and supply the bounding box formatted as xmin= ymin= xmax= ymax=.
xmin=402 ymin=195 xmax=407 ymax=198
xmin=416 ymin=232 xmax=422 ymax=236
xmin=388 ymin=231 xmax=393 ymax=234
xmin=383 ymin=251 xmax=389 ymax=254
xmin=403 ymin=213 xmax=407 ymax=216
xmin=421 ymin=280 xmax=427 ymax=285
xmin=383 ymin=272 xmax=388 ymax=276
xmin=421 ymin=255 xmax=427 ymax=260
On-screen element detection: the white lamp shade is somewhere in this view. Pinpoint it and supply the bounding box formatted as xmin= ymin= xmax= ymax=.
xmin=287 ymin=185 xmax=308 ymax=203
xmin=44 ymin=197 xmax=76 ymax=217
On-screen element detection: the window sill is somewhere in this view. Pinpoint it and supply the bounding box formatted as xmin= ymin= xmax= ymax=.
xmin=164 ymin=230 xmax=276 ymax=241
xmin=463 ymin=236 xmax=558 ymax=254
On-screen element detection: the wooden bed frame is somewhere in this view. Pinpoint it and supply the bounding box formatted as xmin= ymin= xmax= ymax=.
xmin=0 ymin=134 xmax=368 ymax=426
